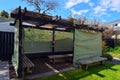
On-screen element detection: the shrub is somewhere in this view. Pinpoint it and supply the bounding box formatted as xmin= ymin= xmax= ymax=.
xmin=102 ymin=53 xmax=113 ymax=60
xmin=107 ymin=46 xmax=120 ymax=54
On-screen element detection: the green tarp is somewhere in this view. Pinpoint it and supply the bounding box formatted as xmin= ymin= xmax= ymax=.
xmin=73 ymin=29 xmax=102 ymax=67
xmin=23 ymin=29 xmax=52 ymax=53
xmin=55 ymin=31 xmax=73 ymax=52
xmin=23 ymin=29 xmax=73 ymax=54
xmin=12 ymin=20 xmax=19 ymax=76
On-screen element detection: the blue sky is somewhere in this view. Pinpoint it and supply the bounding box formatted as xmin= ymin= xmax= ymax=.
xmin=0 ymin=0 xmax=120 ymax=23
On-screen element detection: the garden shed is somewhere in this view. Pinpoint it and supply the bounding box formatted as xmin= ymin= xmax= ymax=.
xmin=10 ymin=7 xmax=105 ymax=78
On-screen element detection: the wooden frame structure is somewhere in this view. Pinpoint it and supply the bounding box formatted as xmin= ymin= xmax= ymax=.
xmin=10 ymin=6 xmax=104 ymax=78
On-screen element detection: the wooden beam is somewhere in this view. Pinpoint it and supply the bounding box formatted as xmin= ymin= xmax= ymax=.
xmin=72 ymin=28 xmax=75 ymax=64
xmin=75 ymin=25 xmax=104 ymax=32
xmin=52 ymin=30 xmax=55 ymax=53
xmin=10 ymin=22 xmax=73 ymax=32
xmin=11 ymin=7 xmax=74 ymax=28
xmin=17 ymin=6 xmax=23 ymax=78
xmin=11 ymin=7 xmax=104 ymax=32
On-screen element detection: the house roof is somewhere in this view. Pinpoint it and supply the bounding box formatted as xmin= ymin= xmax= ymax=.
xmin=0 ymin=21 xmax=14 ymax=32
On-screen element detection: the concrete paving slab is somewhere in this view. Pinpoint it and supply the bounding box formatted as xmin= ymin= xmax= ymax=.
xmin=0 ymin=61 xmax=9 ymax=80
xmin=25 ymin=67 xmax=75 ymax=79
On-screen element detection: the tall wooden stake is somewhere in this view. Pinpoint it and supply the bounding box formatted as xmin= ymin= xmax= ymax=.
xmin=17 ymin=6 xmax=23 ymax=78
xmin=52 ymin=30 xmax=55 ymax=53
xmin=72 ymin=28 xmax=75 ymax=64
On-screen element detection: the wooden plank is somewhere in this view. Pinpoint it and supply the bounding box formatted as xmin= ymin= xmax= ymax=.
xmin=23 ymin=55 xmax=34 ymax=68
xmin=48 ymin=54 xmax=73 ymax=64
xmin=78 ymin=57 xmax=107 ymax=65
xmin=78 ymin=57 xmax=107 ymax=70
xmin=48 ymin=54 xmax=73 ymax=58
xmin=11 ymin=8 xmax=74 ymax=28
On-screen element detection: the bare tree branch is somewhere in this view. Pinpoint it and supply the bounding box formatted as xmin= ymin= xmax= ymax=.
xmin=23 ymin=0 xmax=58 ymax=14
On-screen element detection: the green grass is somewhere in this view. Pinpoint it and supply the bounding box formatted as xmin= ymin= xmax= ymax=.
xmin=107 ymin=46 xmax=120 ymax=58
xmin=112 ymin=53 xmax=120 ymax=58
xmin=34 ymin=64 xmax=120 ymax=80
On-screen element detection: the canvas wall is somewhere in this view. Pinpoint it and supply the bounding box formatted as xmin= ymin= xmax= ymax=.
xmin=12 ymin=20 xmax=19 ymax=76
xmin=23 ymin=28 xmax=73 ymax=54
xmin=73 ymin=29 xmax=102 ymax=67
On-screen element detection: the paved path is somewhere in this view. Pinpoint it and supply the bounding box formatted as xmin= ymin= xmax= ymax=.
xmin=105 ymin=57 xmax=120 ymax=64
xmin=0 ymin=57 xmax=118 ymax=80
xmin=25 ymin=66 xmax=75 ymax=79
xmin=0 ymin=61 xmax=9 ymax=80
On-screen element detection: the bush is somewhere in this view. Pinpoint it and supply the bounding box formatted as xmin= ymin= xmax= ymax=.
xmin=107 ymin=46 xmax=120 ymax=54
xmin=106 ymin=47 xmax=114 ymax=52
xmin=102 ymin=53 xmax=113 ymax=60
xmin=103 ymin=46 xmax=109 ymax=53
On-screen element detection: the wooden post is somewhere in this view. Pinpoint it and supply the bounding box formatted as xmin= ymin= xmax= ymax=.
xmin=52 ymin=29 xmax=55 ymax=53
xmin=72 ymin=28 xmax=75 ymax=64
xmin=17 ymin=6 xmax=23 ymax=78
xmin=114 ymin=31 xmax=117 ymax=46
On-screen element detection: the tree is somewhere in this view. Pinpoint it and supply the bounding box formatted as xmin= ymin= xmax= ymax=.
xmin=23 ymin=0 xmax=58 ymax=14
xmin=0 ymin=10 xmax=9 ymax=18
xmin=102 ymin=29 xmax=114 ymax=39
xmin=67 ymin=15 xmax=75 ymax=22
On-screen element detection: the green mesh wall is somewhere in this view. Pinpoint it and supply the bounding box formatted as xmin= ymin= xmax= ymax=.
xmin=12 ymin=20 xmax=19 ymax=76
xmin=23 ymin=28 xmax=73 ymax=54
xmin=73 ymin=29 xmax=102 ymax=67
xmin=54 ymin=31 xmax=73 ymax=52
xmin=23 ymin=28 xmax=52 ymax=53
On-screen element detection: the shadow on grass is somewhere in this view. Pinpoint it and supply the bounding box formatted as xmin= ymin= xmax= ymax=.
xmin=60 ymin=64 xmax=119 ymax=80
xmin=35 ymin=63 xmax=120 ymax=80
xmin=37 ymin=64 xmax=118 ymax=80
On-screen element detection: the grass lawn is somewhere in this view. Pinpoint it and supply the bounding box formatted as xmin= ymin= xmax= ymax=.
xmin=34 ymin=64 xmax=120 ymax=80
xmin=112 ymin=53 xmax=120 ymax=58
xmin=107 ymin=46 xmax=120 ymax=58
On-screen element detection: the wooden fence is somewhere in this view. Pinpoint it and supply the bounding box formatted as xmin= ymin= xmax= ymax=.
xmin=104 ymin=38 xmax=114 ymax=48
xmin=0 ymin=31 xmax=14 ymax=61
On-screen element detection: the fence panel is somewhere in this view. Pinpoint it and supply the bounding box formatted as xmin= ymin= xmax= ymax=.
xmin=105 ymin=39 xmax=114 ymax=48
xmin=0 ymin=31 xmax=14 ymax=61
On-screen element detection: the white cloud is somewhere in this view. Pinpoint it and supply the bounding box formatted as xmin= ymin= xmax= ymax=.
xmin=93 ymin=6 xmax=107 ymax=16
xmin=110 ymin=0 xmax=120 ymax=12
xmin=71 ymin=8 xmax=89 ymax=17
xmin=99 ymin=0 xmax=120 ymax=11
xmin=93 ymin=0 xmax=120 ymax=16
xmin=88 ymin=2 xmax=94 ymax=7
xmin=94 ymin=6 xmax=102 ymax=14
xmin=93 ymin=0 xmax=111 ymax=16
xmin=65 ymin=0 xmax=90 ymax=8
xmin=100 ymin=0 xmax=111 ymax=8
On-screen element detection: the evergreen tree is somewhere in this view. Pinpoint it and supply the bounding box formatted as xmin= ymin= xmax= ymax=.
xmin=0 ymin=10 xmax=9 ymax=18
